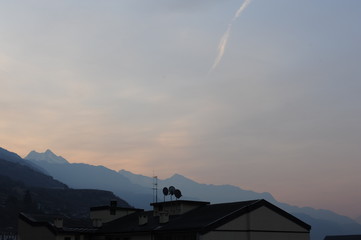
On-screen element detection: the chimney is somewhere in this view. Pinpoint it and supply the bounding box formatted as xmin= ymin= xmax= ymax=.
xmin=53 ymin=218 xmax=63 ymax=228
xmin=159 ymin=212 xmax=169 ymax=224
xmin=138 ymin=215 xmax=148 ymax=225
xmin=110 ymin=200 xmax=117 ymax=215
xmin=92 ymin=218 xmax=103 ymax=228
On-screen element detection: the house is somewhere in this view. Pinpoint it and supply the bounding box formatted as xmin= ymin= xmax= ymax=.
xmin=90 ymin=200 xmax=143 ymax=227
xmin=100 ymin=199 xmax=311 ymax=240
xmin=17 ymin=200 xmax=141 ymax=240
xmin=18 ymin=213 xmax=97 ymax=240
xmin=18 ymin=199 xmax=311 ymax=240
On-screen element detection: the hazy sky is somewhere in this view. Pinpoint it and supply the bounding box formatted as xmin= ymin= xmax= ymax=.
xmin=1 ymin=0 xmax=361 ymax=218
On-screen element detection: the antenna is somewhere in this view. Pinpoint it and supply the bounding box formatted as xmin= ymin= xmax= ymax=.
xmin=162 ymin=187 xmax=169 ymax=202
xmin=162 ymin=186 xmax=183 ymax=201
xmin=174 ymin=189 xmax=182 ymax=200
xmin=169 ymin=186 xmax=175 ymax=195
xmin=152 ymin=175 xmax=158 ymax=203
xmin=169 ymin=186 xmax=175 ymax=201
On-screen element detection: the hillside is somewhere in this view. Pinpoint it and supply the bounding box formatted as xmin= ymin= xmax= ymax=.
xmin=0 ymin=147 xmax=45 ymax=173
xmin=26 ymin=150 xmax=153 ymax=208
xmin=0 ymin=148 xmax=131 ymax=231
xmin=0 ymin=158 xmax=67 ymax=189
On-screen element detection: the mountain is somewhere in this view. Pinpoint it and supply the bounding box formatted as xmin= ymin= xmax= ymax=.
xmin=0 ymin=158 xmax=67 ymax=189
xmin=0 ymin=147 xmax=27 ymax=164
xmin=25 ymin=151 xmax=153 ymax=209
xmin=119 ymin=170 xmax=361 ymax=239
xmin=119 ymin=170 xmax=356 ymax=223
xmin=356 ymin=216 xmax=361 ymax=225
xmin=120 ymin=170 xmax=276 ymax=202
xmin=27 ymin=150 xmax=361 ymax=240
xmin=0 ymin=147 xmax=131 ymax=231
xmin=26 ymin=149 xmax=68 ymax=164
xmin=0 ymin=173 xmax=127 ymax=230
xmin=0 ymin=147 xmax=46 ymax=173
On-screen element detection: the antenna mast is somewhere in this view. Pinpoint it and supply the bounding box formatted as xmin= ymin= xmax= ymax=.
xmin=152 ymin=175 xmax=158 ymax=203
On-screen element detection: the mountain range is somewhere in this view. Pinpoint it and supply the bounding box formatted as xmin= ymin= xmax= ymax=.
xmin=24 ymin=149 xmax=361 ymax=240
xmin=1 ymin=146 xmax=361 ymax=239
xmin=0 ymin=147 xmax=129 ymax=231
xmin=25 ymin=150 xmax=152 ymax=208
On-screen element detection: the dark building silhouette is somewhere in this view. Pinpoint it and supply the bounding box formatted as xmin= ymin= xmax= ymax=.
xmin=18 ymin=199 xmax=311 ymax=240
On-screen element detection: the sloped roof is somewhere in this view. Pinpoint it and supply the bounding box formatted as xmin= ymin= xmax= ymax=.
xmin=101 ymin=199 xmax=311 ymax=235
xmin=19 ymin=213 xmax=97 ymax=234
xmin=156 ymin=199 xmax=311 ymax=234
xmin=157 ymin=199 xmax=260 ymax=232
xmin=99 ymin=210 xmax=159 ymax=233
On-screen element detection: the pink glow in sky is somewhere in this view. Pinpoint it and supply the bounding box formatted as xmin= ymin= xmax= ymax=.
xmin=1 ymin=0 xmax=361 ymax=219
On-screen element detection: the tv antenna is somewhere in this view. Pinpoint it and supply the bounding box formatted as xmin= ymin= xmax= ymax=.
xmin=152 ymin=175 xmax=158 ymax=203
xmin=174 ymin=189 xmax=182 ymax=199
xmin=162 ymin=187 xmax=169 ymax=202
xmin=162 ymin=186 xmax=182 ymax=201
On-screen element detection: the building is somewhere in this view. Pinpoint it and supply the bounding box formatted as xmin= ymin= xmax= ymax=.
xmin=17 ymin=200 xmax=141 ymax=240
xmin=18 ymin=213 xmax=96 ymax=240
xmin=18 ymin=199 xmax=311 ymax=240
xmin=100 ymin=199 xmax=311 ymax=240
xmin=90 ymin=200 xmax=143 ymax=227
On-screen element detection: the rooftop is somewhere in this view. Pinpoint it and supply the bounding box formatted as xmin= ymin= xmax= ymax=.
xmin=19 ymin=213 xmax=97 ymax=234
xmin=101 ymin=199 xmax=311 ymax=235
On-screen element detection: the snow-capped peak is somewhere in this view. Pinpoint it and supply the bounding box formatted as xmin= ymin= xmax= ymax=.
xmin=25 ymin=149 xmax=69 ymax=164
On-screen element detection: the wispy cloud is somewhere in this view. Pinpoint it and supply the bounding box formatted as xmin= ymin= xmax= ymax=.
xmin=210 ymin=0 xmax=252 ymax=71
xmin=211 ymin=24 xmax=232 ymax=71
xmin=234 ymin=0 xmax=252 ymax=19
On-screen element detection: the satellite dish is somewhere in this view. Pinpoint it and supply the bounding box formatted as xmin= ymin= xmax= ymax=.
xmin=174 ymin=189 xmax=182 ymax=199
xmin=162 ymin=187 xmax=169 ymax=196
xmin=169 ymin=186 xmax=175 ymax=195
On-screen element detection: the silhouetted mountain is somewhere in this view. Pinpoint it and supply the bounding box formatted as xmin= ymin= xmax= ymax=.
xmin=0 ymin=158 xmax=67 ymax=189
xmin=119 ymin=170 xmax=361 ymax=240
xmin=294 ymin=213 xmax=361 ymax=240
xmin=25 ymin=151 xmax=153 ymax=209
xmin=0 ymin=174 xmax=127 ymax=230
xmin=0 ymin=147 xmax=45 ymax=173
xmin=119 ymin=169 xmax=276 ymax=203
xmin=32 ymin=188 xmax=128 ymax=217
xmin=27 ymin=150 xmax=361 ymax=240
xmin=119 ymin=170 xmax=356 ymax=221
xmin=0 ymin=147 xmax=25 ymax=164
xmin=356 ymin=216 xmax=361 ymax=225
xmin=0 ymin=147 xmax=131 ymax=231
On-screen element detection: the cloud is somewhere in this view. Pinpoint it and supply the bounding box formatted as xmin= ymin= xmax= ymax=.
xmin=211 ymin=24 xmax=232 ymax=71
xmin=211 ymin=0 xmax=252 ymax=71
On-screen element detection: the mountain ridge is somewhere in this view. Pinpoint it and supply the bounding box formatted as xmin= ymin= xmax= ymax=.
xmin=26 ymin=149 xmax=69 ymax=164
xmin=0 ymin=147 xmax=46 ymax=173
xmin=25 ymin=153 xmax=154 ymax=209
xmin=0 ymin=147 xmax=131 ymax=231
xmin=25 ymin=149 xmax=361 ymax=240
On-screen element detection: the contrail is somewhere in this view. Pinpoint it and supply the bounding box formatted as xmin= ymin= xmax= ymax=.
xmin=234 ymin=0 xmax=252 ymax=20
xmin=211 ymin=24 xmax=231 ymax=70
xmin=210 ymin=0 xmax=252 ymax=71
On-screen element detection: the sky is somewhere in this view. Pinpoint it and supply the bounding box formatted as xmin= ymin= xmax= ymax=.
xmin=1 ymin=0 xmax=361 ymax=219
